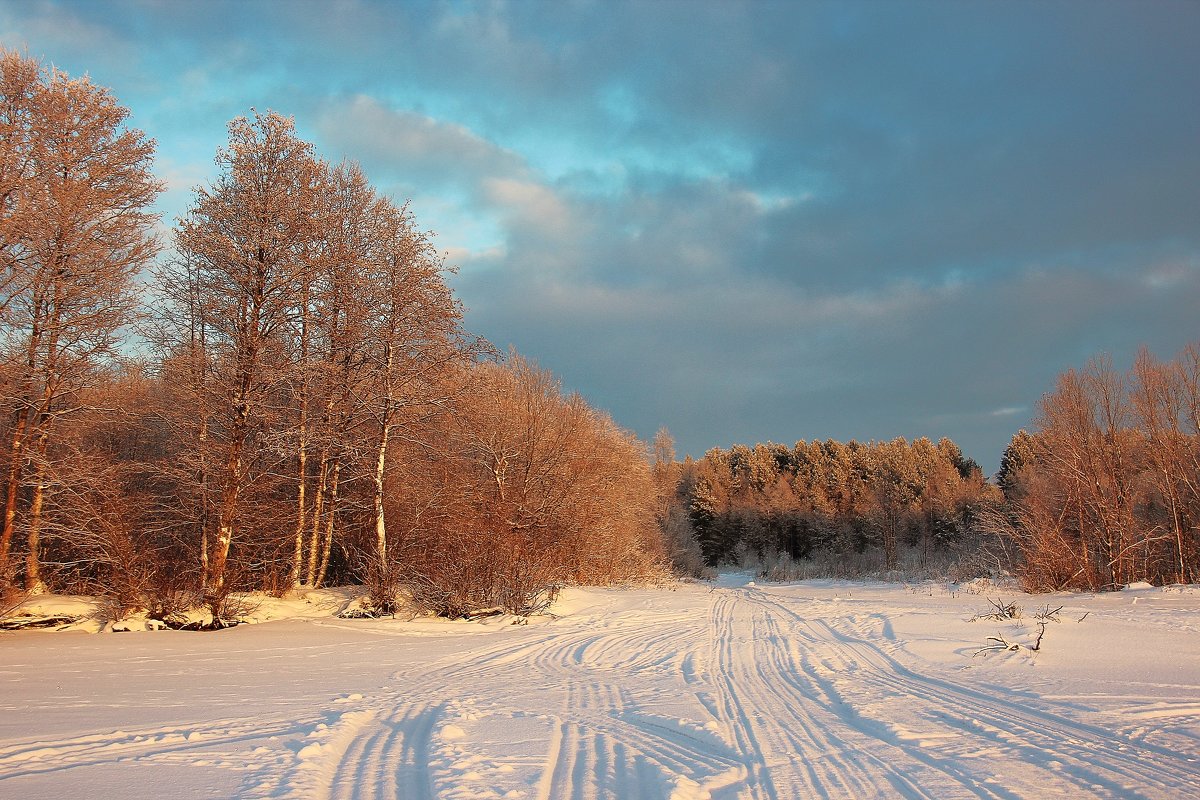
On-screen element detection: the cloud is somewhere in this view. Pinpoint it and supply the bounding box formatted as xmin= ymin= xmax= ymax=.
xmin=4 ymin=0 xmax=1198 ymax=476
xmin=482 ymin=178 xmax=576 ymax=242
xmin=314 ymin=96 xmax=528 ymax=190
xmin=0 ymin=3 xmax=137 ymax=79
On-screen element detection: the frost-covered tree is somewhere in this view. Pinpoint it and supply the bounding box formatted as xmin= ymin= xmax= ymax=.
xmin=0 ymin=50 xmax=161 ymax=591
xmin=676 ymin=434 xmax=996 ymax=573
xmin=172 ymin=111 xmax=320 ymax=612
xmin=394 ymin=355 xmax=662 ymax=616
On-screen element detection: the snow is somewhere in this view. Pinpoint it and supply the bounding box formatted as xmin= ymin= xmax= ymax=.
xmin=2 ymin=579 xmax=1199 ymax=799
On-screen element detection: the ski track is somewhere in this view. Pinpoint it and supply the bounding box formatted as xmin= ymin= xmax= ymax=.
xmin=3 ymin=584 xmax=1199 ymax=799
xmin=0 ymin=713 xmax=316 ymax=784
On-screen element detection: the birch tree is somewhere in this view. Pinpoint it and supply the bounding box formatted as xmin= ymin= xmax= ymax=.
xmin=172 ymin=111 xmax=318 ymax=613
xmin=300 ymin=162 xmax=385 ymax=589
xmin=357 ymin=200 xmax=479 ymax=606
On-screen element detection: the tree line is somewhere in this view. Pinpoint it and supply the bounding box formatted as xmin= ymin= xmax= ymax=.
xmin=0 ymin=49 xmax=664 ymax=621
xmin=655 ymin=338 xmax=1200 ymax=592
xmin=653 ymin=431 xmax=1000 ymax=578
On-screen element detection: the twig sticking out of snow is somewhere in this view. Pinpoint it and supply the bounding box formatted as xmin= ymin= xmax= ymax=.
xmin=970 ymin=597 xmax=1022 ymax=622
xmin=973 ymin=619 xmax=1051 ymax=656
xmin=1034 ymin=605 xmax=1064 ymax=622
xmin=1030 ymin=622 xmax=1048 ymax=652
xmin=973 ymin=632 xmax=1020 ymax=656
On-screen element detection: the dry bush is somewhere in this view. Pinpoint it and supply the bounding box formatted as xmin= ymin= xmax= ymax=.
xmin=141 ymin=567 xmax=201 ymax=623
xmin=364 ymin=555 xmax=404 ymax=617
xmin=970 ymin=598 xmax=1023 ymax=622
xmin=944 ymin=529 xmax=1015 ymax=583
xmin=386 ymin=357 xmax=664 ymax=617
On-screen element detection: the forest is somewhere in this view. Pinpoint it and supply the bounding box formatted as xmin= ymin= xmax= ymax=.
xmin=653 ymin=433 xmax=999 ymax=580
xmin=2 ymin=49 xmax=1198 ymax=630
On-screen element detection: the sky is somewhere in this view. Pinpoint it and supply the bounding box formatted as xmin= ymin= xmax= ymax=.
xmin=3 ymin=0 xmax=1198 ymax=473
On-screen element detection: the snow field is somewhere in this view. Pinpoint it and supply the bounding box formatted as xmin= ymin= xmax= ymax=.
xmin=1 ymin=578 xmax=1199 ymax=799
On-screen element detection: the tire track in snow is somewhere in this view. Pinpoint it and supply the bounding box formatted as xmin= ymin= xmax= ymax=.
xmin=214 ymin=583 xmax=1200 ymax=800
xmin=276 ymin=702 xmax=440 ymax=800
xmin=743 ymin=593 xmax=1005 ymax=800
xmin=526 ymin=615 xmax=741 ymax=799
xmin=267 ymin=622 xmax=584 ymax=799
xmin=818 ymin=619 xmax=1199 ymax=798
xmin=281 ymin=613 xmax=729 ymax=800
xmin=751 ymin=588 xmax=1200 ymax=800
xmin=706 ymin=591 xmax=778 ymax=799
xmin=703 ymin=589 xmax=966 ymax=799
xmin=747 ymin=593 xmax=953 ymax=799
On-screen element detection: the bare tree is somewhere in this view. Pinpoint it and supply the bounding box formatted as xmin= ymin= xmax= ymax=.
xmin=401 ymin=356 xmax=662 ymax=616
xmin=356 ymin=201 xmax=482 ymax=602
xmin=1131 ymin=346 xmax=1199 ymax=583
xmin=172 ymin=111 xmax=318 ymax=613
xmin=301 ymin=161 xmax=400 ymax=589
xmin=0 ymin=51 xmax=161 ymax=591
xmin=996 ymin=347 xmax=1200 ymax=591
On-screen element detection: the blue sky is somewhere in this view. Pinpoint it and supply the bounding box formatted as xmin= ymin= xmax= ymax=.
xmin=4 ymin=0 xmax=1198 ymax=472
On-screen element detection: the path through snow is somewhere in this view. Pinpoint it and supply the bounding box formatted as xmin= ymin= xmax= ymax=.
xmin=2 ymin=579 xmax=1198 ymax=798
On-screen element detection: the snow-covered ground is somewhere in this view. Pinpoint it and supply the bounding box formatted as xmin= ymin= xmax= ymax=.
xmin=2 ymin=576 xmax=1198 ymax=799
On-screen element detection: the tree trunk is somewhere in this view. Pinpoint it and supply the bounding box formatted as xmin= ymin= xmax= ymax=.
xmin=196 ymin=354 xmax=211 ymax=592
xmin=198 ymin=412 xmax=210 ymax=592
xmin=305 ymin=445 xmax=329 ymax=587
xmin=0 ymin=409 xmax=28 ymax=579
xmin=21 ymin=286 xmax=62 ymax=593
xmin=24 ymin=460 xmax=46 ymax=595
xmin=24 ymin=426 xmax=52 ymax=594
xmin=208 ymin=425 xmax=246 ymax=608
xmin=288 ymin=291 xmax=311 ymax=591
xmin=315 ymin=457 xmax=341 ymax=588
xmin=0 ymin=305 xmax=42 ymax=579
xmin=373 ymin=420 xmax=390 ymax=567
xmin=289 ymin=415 xmax=307 ymax=590
xmin=372 ymin=344 xmax=396 ymax=569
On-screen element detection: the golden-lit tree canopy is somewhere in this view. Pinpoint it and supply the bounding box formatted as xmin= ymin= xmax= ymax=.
xmin=674 ymin=435 xmax=997 ymax=576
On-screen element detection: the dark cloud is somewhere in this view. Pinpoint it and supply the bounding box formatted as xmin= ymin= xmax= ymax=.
xmin=3 ymin=0 xmax=1198 ymax=474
